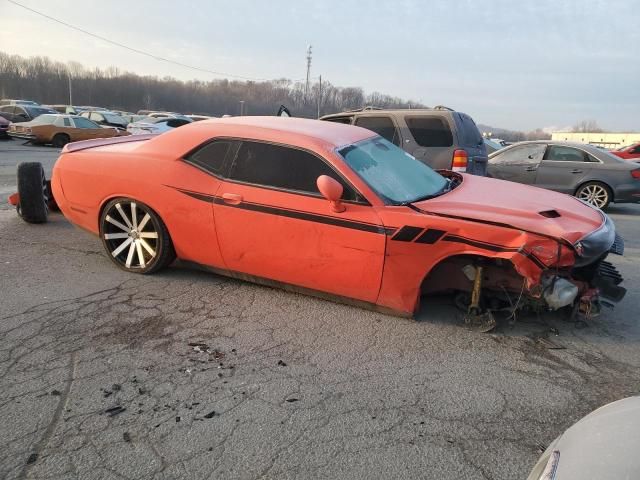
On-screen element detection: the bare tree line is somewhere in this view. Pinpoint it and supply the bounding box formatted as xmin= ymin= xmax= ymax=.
xmin=0 ymin=51 xmax=425 ymax=117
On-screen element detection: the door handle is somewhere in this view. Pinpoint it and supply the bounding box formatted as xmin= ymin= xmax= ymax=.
xmin=222 ymin=193 xmax=243 ymax=205
xmin=570 ymin=169 xmax=583 ymax=174
xmin=525 ymin=166 xmax=538 ymax=172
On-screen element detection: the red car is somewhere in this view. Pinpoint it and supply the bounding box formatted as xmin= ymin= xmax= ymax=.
xmin=12 ymin=117 xmax=625 ymax=327
xmin=612 ymin=142 xmax=640 ymax=161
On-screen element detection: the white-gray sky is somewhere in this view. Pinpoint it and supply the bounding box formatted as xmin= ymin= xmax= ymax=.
xmin=2 ymin=0 xmax=639 ymax=131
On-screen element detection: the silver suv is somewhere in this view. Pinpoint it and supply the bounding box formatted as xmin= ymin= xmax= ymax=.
xmin=320 ymin=106 xmax=488 ymax=175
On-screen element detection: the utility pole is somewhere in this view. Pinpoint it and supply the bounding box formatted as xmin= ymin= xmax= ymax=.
xmin=239 ymin=100 xmax=245 ymax=116
xmin=67 ymin=69 xmax=73 ymax=106
xmin=304 ymin=45 xmax=312 ymax=101
xmin=317 ymin=75 xmax=322 ymax=118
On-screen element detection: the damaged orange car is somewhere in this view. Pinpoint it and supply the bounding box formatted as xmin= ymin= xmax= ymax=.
xmin=27 ymin=117 xmax=624 ymax=327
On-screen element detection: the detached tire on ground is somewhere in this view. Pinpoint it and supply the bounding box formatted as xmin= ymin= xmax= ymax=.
xmin=16 ymin=162 xmax=48 ymax=223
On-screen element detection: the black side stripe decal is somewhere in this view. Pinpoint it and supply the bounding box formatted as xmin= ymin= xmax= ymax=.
xmin=415 ymin=229 xmax=446 ymax=244
xmin=442 ymin=234 xmax=520 ymax=252
xmin=212 ymin=197 xmax=387 ymax=234
xmin=442 ymin=234 xmax=546 ymax=268
xmin=177 ymin=189 xmax=216 ymax=203
xmin=391 ymin=226 xmax=423 ymax=242
xmin=170 ymin=186 xmax=545 ymax=268
xmin=169 ymin=186 xmax=391 ymax=235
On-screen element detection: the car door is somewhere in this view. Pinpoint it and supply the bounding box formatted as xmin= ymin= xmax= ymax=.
xmin=71 ymin=117 xmax=108 ymax=140
xmin=487 ymin=144 xmax=546 ymax=185
xmin=213 ymin=140 xmax=386 ymax=302
xmin=535 ymin=145 xmax=595 ymax=193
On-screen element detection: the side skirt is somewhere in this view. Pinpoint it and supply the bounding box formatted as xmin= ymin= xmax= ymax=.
xmin=177 ymin=260 xmax=413 ymax=319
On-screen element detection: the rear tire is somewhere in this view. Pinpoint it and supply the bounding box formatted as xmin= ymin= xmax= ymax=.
xmin=51 ymin=133 xmax=70 ymax=148
xmin=16 ymin=162 xmax=48 ymax=223
xmin=100 ymin=198 xmax=175 ymax=274
xmin=575 ymin=181 xmax=611 ymax=210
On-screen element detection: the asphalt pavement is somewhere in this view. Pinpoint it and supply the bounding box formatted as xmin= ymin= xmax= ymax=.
xmin=1 ymin=141 xmax=639 ymax=480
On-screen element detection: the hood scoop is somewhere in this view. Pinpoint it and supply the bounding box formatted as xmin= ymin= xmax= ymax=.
xmin=539 ymin=209 xmax=561 ymax=218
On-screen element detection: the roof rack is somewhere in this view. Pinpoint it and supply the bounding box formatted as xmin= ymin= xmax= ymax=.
xmin=433 ymin=105 xmax=454 ymax=111
xmin=344 ymin=106 xmax=383 ymax=113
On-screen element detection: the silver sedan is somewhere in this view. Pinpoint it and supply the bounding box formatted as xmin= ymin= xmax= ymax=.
xmin=488 ymin=141 xmax=640 ymax=209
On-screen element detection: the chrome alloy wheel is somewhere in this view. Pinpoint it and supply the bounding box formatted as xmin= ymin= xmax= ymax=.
xmin=102 ymin=201 xmax=159 ymax=269
xmin=577 ymin=184 xmax=609 ymax=209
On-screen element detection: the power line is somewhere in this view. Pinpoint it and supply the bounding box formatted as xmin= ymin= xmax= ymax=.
xmin=6 ymin=0 xmax=270 ymax=82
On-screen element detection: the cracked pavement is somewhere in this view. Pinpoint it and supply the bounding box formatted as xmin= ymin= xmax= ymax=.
xmin=1 ymin=141 xmax=639 ymax=479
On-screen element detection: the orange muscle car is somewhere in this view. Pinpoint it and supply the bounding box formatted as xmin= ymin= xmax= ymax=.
xmin=8 ymin=114 xmax=128 ymax=147
xmin=47 ymin=117 xmax=625 ymax=323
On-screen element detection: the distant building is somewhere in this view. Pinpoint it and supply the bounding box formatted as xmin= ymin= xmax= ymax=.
xmin=551 ymin=132 xmax=640 ymax=149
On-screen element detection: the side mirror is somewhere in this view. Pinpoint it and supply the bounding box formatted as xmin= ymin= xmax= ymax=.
xmin=317 ymin=175 xmax=345 ymax=213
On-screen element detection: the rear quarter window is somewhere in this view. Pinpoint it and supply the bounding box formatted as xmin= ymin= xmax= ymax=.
xmin=405 ymin=116 xmax=453 ymax=147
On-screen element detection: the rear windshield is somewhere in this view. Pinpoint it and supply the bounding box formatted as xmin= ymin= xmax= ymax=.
xmin=454 ymin=113 xmax=483 ymax=147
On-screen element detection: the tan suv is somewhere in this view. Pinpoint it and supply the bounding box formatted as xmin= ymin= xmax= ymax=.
xmin=320 ymin=106 xmax=488 ymax=175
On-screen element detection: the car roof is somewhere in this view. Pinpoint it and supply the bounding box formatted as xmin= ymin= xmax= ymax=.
xmin=321 ymin=107 xmax=459 ymax=119
xmin=205 ymin=116 xmax=374 ymax=146
xmin=146 ymin=116 xmax=377 ymax=154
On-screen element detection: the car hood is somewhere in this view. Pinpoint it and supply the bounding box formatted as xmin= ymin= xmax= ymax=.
xmin=411 ymin=174 xmax=604 ymax=244
xmin=554 ymin=396 xmax=640 ymax=480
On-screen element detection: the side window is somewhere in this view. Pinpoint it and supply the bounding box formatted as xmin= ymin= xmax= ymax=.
xmin=631 ymin=146 xmax=640 ymax=154
xmin=73 ymin=117 xmax=99 ymax=129
xmin=354 ymin=116 xmax=400 ymax=146
xmin=405 ymin=116 xmax=453 ymax=147
xmin=544 ymin=145 xmax=589 ymax=162
xmin=184 ymin=140 xmax=234 ymax=177
xmin=229 ymin=141 xmax=358 ymax=201
xmin=63 ymin=118 xmax=71 ymax=127
xmin=323 ymin=116 xmax=353 ymax=125
xmin=490 ymin=144 xmax=546 ymax=165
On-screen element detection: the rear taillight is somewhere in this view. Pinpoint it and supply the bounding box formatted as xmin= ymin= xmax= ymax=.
xmin=631 ymin=169 xmax=640 ymax=179
xmin=452 ymin=149 xmax=468 ymax=172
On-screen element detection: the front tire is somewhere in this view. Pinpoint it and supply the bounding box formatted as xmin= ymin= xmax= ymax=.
xmin=100 ymin=198 xmax=175 ymax=274
xmin=16 ymin=162 xmax=48 ymax=223
xmin=575 ymin=182 xmax=611 ymax=210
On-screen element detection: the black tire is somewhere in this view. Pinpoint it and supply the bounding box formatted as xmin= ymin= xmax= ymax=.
xmin=51 ymin=133 xmax=70 ymax=148
xmin=45 ymin=180 xmax=59 ymax=211
xmin=100 ymin=198 xmax=175 ymax=274
xmin=16 ymin=162 xmax=48 ymax=223
xmin=575 ymin=181 xmax=611 ymax=210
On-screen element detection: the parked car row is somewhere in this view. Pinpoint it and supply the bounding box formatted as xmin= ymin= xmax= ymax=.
xmin=7 ymin=114 xmax=128 ymax=147
xmin=0 ymin=99 xmax=211 ymax=145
